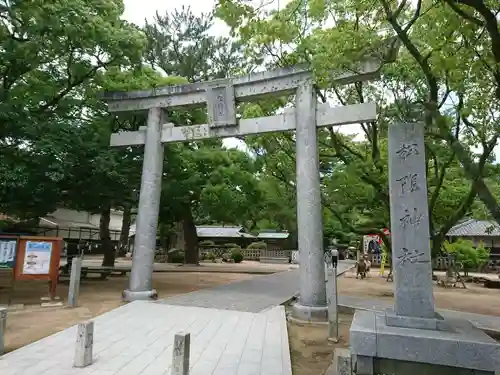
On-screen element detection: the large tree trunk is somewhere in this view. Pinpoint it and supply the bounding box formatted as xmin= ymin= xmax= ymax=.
xmin=159 ymin=223 xmax=171 ymax=252
xmin=175 ymin=221 xmax=185 ymax=251
xmin=118 ymin=204 xmax=132 ymax=256
xmin=167 ymin=221 xmax=185 ymax=251
xmin=473 ymin=179 xmax=500 ymax=223
xmin=183 ymin=207 xmax=199 ymax=265
xmin=100 ymin=206 xmax=115 ymax=267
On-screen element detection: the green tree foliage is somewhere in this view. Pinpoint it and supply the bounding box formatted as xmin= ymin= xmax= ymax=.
xmin=62 ymin=67 xmax=182 ymax=266
xmin=247 ymin=241 xmax=267 ymax=250
xmin=143 ymin=5 xmax=247 ymax=80
xmin=0 ymin=0 xmax=145 ymax=219
xmin=231 ymin=248 xmax=244 ymax=263
xmin=214 ymin=0 xmax=500 ymax=253
xmin=441 ymin=0 xmax=500 ymax=100
xmin=443 ymin=239 xmax=490 ymax=275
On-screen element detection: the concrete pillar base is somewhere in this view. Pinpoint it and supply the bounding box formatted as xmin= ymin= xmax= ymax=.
xmin=122 ymin=289 xmax=158 ymax=302
xmin=290 ymin=301 xmax=328 ymax=322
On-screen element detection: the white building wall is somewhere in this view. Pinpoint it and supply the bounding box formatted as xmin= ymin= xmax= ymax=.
xmin=89 ymin=211 xmax=123 ymax=231
xmin=40 ymin=208 xmax=123 ymax=241
xmin=50 ymin=208 xmax=91 ymax=224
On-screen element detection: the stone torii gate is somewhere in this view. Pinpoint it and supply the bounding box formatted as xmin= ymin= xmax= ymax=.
xmin=102 ymin=45 xmax=396 ymax=321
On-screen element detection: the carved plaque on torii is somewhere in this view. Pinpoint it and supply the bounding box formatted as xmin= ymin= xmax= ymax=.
xmin=205 ymin=83 xmax=237 ymax=128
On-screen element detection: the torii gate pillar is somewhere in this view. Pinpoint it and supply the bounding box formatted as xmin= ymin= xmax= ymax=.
xmin=293 ymin=80 xmax=327 ymax=320
xmin=102 ymin=39 xmax=399 ymax=320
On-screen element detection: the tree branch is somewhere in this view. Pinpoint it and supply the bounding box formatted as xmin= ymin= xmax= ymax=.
xmin=443 ymin=0 xmax=483 ymax=26
xmin=450 ymin=0 xmax=500 ymax=98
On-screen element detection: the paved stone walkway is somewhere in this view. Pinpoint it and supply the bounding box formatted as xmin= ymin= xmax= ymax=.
xmin=160 ymin=268 xmax=299 ymax=313
xmin=159 ymin=261 xmax=355 ymax=312
xmin=161 ymin=261 xmax=500 ymax=334
xmin=0 ymin=303 xmax=292 ymax=375
xmin=4 ymin=259 xmax=499 ymax=375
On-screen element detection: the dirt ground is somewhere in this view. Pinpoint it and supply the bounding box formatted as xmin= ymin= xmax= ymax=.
xmin=2 ymin=265 xmax=500 ymax=360
xmin=1 ymin=271 xmax=255 ymax=353
xmin=339 ymin=268 xmax=500 ymax=316
xmin=287 ymin=310 xmax=353 ymax=375
xmin=288 ymin=269 xmax=500 ymax=375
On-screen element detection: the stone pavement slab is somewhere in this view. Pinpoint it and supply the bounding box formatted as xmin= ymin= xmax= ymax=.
xmin=338 ymin=295 xmax=500 ymax=334
xmin=160 ymin=260 xmax=500 ymax=334
xmin=0 ymin=302 xmax=292 ymax=375
xmin=159 ymin=269 xmax=299 ymax=313
xmin=159 ymin=261 xmax=356 ymax=313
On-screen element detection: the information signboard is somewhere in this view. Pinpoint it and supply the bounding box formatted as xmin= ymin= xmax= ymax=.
xmin=22 ymin=241 xmax=53 ymax=275
xmin=14 ymin=236 xmax=62 ymax=299
xmin=0 ymin=238 xmax=17 ymax=269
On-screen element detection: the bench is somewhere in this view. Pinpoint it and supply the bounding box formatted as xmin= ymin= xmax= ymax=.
xmin=484 ymin=279 xmax=500 ymax=289
xmin=59 ymin=266 xmax=130 ymax=280
xmin=259 ymin=256 xmax=290 ymax=264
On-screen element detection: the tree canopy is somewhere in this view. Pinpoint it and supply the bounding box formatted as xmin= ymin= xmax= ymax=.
xmin=215 ymin=0 xmax=500 ymax=252
xmin=1 ymin=0 xmax=498 ymax=266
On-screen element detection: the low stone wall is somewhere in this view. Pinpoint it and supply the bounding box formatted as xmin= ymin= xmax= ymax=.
xmin=199 ymin=247 xmax=293 ymax=261
xmin=259 ymin=256 xmax=290 ymax=264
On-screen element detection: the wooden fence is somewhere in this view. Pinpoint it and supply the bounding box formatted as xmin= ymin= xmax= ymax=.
xmin=369 ymin=253 xmax=454 ymax=270
xmin=199 ymin=248 xmax=456 ymax=269
xmin=198 ymin=247 xmax=497 ymax=271
xmin=199 ymin=246 xmax=293 ymax=261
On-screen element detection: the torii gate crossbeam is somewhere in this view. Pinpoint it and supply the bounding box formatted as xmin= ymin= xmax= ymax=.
xmin=102 ymin=42 xmax=397 ymax=321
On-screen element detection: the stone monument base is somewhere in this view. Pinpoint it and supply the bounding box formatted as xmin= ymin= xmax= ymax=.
xmin=384 ymin=308 xmax=452 ymax=331
xmin=349 ymin=310 xmax=499 ymax=375
xmin=290 ymin=301 xmax=328 ymax=322
xmin=122 ymin=289 xmax=158 ymax=302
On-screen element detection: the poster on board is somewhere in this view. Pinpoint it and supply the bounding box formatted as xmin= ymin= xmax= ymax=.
xmin=22 ymin=241 xmax=53 ymax=275
xmin=363 ymin=235 xmax=381 ymax=254
xmin=0 ymin=239 xmax=17 ymax=269
xmin=363 ymin=229 xmax=390 ymax=254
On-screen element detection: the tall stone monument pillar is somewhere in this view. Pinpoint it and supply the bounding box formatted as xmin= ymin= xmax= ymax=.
xmin=349 ymin=123 xmax=499 ymax=375
xmin=387 ymin=122 xmax=435 ymax=321
xmin=291 ymin=80 xmax=327 ymax=321
xmin=123 ymin=107 xmax=164 ymax=301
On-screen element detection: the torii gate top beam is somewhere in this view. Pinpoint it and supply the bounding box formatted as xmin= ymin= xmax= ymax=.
xmin=102 ymin=61 xmax=383 ymax=113
xmin=102 ymin=38 xmax=400 ymax=114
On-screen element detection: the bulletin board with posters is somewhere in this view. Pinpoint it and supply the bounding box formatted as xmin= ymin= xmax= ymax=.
xmin=0 ymin=235 xmax=19 ymax=303
xmin=0 ymin=235 xmax=18 ymax=270
xmin=13 ymin=236 xmax=63 ymax=299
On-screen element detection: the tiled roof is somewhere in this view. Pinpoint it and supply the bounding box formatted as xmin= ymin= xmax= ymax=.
xmin=40 ymin=217 xmax=97 ymax=229
xmin=446 ymin=219 xmax=500 ymax=237
xmin=196 ymin=226 xmax=255 ymax=238
xmin=257 ymin=232 xmax=290 ymax=239
xmin=39 ymin=216 xmax=122 ymax=232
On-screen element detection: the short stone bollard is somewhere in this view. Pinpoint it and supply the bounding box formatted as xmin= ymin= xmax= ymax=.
xmin=68 ymin=256 xmax=82 ymax=308
xmin=334 ymin=348 xmax=353 ymax=375
xmin=325 ymin=250 xmax=339 ymax=342
xmin=172 ymin=332 xmax=190 ymax=375
xmin=74 ymin=321 xmax=93 ymax=368
xmin=0 ymin=307 xmax=6 ymax=356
